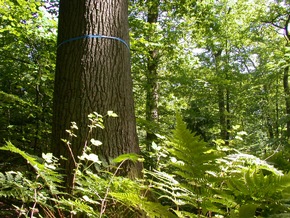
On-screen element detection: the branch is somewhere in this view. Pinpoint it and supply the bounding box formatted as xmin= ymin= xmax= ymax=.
xmin=1 ymin=54 xmax=33 ymax=65
xmin=261 ymin=13 xmax=286 ymax=29
xmin=261 ymin=20 xmax=283 ymax=29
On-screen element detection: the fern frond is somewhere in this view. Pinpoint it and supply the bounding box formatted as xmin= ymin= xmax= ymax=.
xmin=169 ymin=114 xmax=222 ymax=180
xmin=0 ymin=171 xmax=34 ymax=201
xmin=110 ymin=192 xmax=177 ymax=218
xmin=56 ymin=197 xmax=100 ymax=217
xmin=0 ymin=142 xmax=63 ymax=195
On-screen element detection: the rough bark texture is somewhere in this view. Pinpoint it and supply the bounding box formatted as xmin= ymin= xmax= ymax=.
xmin=145 ymin=0 xmax=159 ymax=151
xmin=52 ymin=0 xmax=141 ymax=190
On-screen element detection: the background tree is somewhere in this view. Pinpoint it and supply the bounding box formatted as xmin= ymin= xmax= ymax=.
xmin=0 ymin=0 xmax=56 ymax=162
xmin=145 ymin=0 xmax=160 ymax=151
xmin=52 ymin=0 xmax=141 ymax=191
xmin=261 ymin=0 xmax=290 ymax=139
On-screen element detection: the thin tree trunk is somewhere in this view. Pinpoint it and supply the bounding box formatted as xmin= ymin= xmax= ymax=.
xmin=145 ymin=0 xmax=159 ymax=151
xmin=218 ymin=86 xmax=227 ymax=141
xmin=214 ymin=50 xmax=229 ymax=142
xmin=283 ymin=65 xmax=290 ymax=138
xmin=284 ymin=15 xmax=290 ymax=139
xmin=226 ymin=88 xmax=230 ymax=141
xmin=52 ymin=0 xmax=141 ymax=192
xmin=276 ymin=74 xmax=280 ymax=138
xmin=267 ymin=15 xmax=290 ymax=139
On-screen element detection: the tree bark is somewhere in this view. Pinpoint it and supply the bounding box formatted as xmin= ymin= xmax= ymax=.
xmin=52 ymin=0 xmax=141 ymax=191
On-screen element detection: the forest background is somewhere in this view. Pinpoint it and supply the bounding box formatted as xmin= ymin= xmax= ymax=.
xmin=1 ymin=0 xmax=290 ymax=217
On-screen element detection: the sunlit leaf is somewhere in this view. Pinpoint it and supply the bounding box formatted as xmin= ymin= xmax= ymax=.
xmin=112 ymin=153 xmax=141 ymax=163
xmin=90 ymin=139 xmax=102 ymax=146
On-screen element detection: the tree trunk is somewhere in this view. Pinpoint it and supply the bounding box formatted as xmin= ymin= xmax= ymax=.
xmin=52 ymin=0 xmax=141 ymax=191
xmin=283 ymin=65 xmax=290 ymax=138
xmin=214 ymin=50 xmax=229 ymax=143
xmin=284 ymin=16 xmax=290 ymax=139
xmin=267 ymin=15 xmax=290 ymax=139
xmin=226 ymin=87 xmax=230 ymax=141
xmin=218 ymin=86 xmax=227 ymax=141
xmin=145 ymin=0 xmax=160 ymax=152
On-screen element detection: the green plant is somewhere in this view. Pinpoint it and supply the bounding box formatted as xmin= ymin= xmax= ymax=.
xmin=218 ymin=153 xmax=290 ymax=217
xmin=0 ymin=142 xmax=63 ymax=217
xmin=145 ymin=114 xmax=226 ymax=217
xmin=0 ymin=111 xmax=174 ymax=218
xmin=146 ymin=114 xmax=290 ymax=217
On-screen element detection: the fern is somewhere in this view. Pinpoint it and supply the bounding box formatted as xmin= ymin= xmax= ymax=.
xmin=145 ymin=114 xmax=290 ymax=217
xmin=0 ymin=171 xmax=35 ymax=201
xmin=0 ymin=142 xmax=63 ymax=195
xmin=165 ymin=114 xmax=225 ymax=215
xmin=219 ymin=153 xmax=290 ymax=217
xmin=0 ymin=142 xmax=170 ymax=218
xmin=140 ymin=115 xmax=228 ymax=217
xmin=72 ymin=166 xmax=175 ymax=218
xmin=0 ymin=142 xmax=64 ymax=217
xmin=0 ymin=113 xmax=174 ymax=218
xmin=4 ymin=113 xmax=289 ymax=217
xmin=56 ymin=197 xmax=100 ymax=217
xmin=110 ymin=192 xmax=176 ymax=218
xmin=169 ymin=114 xmax=221 ymax=179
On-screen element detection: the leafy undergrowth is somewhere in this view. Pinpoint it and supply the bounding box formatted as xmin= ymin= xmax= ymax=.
xmin=1 ymin=114 xmax=290 ymax=217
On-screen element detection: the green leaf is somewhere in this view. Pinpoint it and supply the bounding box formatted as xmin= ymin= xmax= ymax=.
xmin=112 ymin=153 xmax=141 ymax=163
xmin=239 ymin=204 xmax=257 ymax=218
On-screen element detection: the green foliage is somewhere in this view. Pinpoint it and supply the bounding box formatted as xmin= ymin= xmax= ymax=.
xmin=111 ymin=192 xmax=175 ymax=218
xmin=146 ymin=115 xmax=290 ymax=217
xmin=0 ymin=140 xmax=172 ymax=217
xmin=0 ymin=0 xmax=57 ymax=156
xmin=0 ymin=142 xmax=62 ymax=217
xmin=218 ymin=153 xmax=290 ymax=217
xmin=169 ymin=114 xmax=221 ymax=179
xmin=0 ymin=171 xmax=35 ymax=201
xmin=0 ymin=113 xmax=172 ymax=217
xmin=1 ymin=142 xmax=62 ymax=195
xmin=2 ymin=0 xmax=290 ymax=217
xmin=146 ymin=115 xmax=226 ymax=216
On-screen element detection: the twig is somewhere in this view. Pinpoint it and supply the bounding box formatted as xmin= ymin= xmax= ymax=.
xmin=30 ymin=188 xmax=38 ymax=218
xmin=264 ymin=143 xmax=281 ymax=161
xmin=100 ymin=160 xmax=126 ymax=217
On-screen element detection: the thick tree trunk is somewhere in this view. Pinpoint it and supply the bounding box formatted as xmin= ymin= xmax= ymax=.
xmin=145 ymin=0 xmax=160 ymax=151
xmin=52 ymin=0 xmax=141 ymax=191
